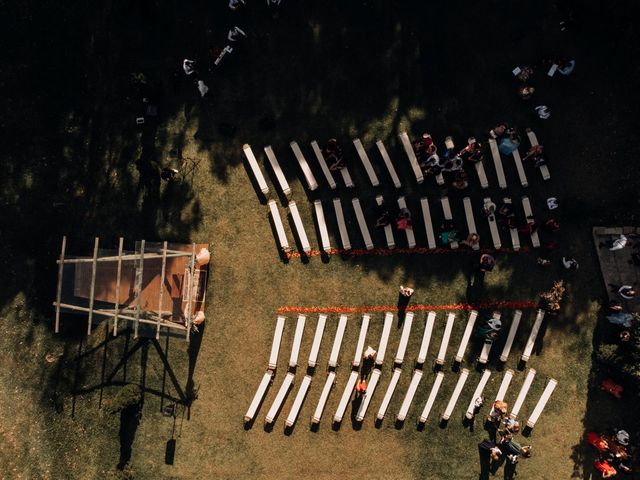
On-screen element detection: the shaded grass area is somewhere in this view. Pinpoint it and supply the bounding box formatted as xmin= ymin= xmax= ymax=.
xmin=1 ymin=0 xmax=640 ymax=479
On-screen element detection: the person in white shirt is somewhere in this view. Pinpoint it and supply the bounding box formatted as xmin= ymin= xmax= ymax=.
xmin=600 ymin=234 xmax=628 ymax=251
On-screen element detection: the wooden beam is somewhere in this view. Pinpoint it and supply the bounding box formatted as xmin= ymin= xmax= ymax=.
xmin=112 ymin=237 xmax=124 ymax=337
xmin=57 ymin=251 xmax=190 ymax=264
xmin=134 ymin=240 xmax=145 ymax=339
xmin=87 ymin=237 xmax=100 ymax=335
xmin=156 ymin=241 xmax=168 ymax=340
xmin=54 ymin=236 xmax=67 ymax=333
xmin=185 ymin=243 xmax=196 ymax=342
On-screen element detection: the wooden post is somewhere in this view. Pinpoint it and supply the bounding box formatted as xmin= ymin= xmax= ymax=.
xmin=134 ymin=240 xmax=145 ymax=339
xmin=54 ymin=236 xmax=67 ymax=333
xmin=87 ymin=237 xmax=100 ymax=335
xmin=185 ymin=243 xmax=196 ymax=342
xmin=113 ymin=237 xmax=124 ymax=336
xmin=52 ymin=302 xmax=186 ymax=330
xmin=156 ymin=241 xmax=168 ymax=340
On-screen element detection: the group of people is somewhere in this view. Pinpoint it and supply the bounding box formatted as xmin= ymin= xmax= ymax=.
xmin=587 ymin=429 xmax=634 ymax=477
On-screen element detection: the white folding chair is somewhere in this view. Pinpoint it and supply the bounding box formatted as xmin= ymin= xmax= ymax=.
xmin=332 ymin=198 xmax=351 ymax=251
xmin=264 ymin=145 xmax=292 ymax=197
xmin=418 ymin=372 xmax=445 ymax=424
xmin=442 ymin=368 xmax=469 ymax=420
xmin=488 ymin=138 xmax=507 ymax=189
xmin=376 ymin=312 xmax=393 ymax=366
xmin=313 ymin=200 xmax=331 ymax=252
xmin=375 ymin=140 xmax=402 ymax=188
xmin=436 ymin=313 xmax=456 ymax=365
xmin=242 ymin=144 xmax=269 ymax=194
xmin=288 ymin=201 xmax=311 ymax=253
xmin=420 ymin=198 xmax=437 ymax=249
xmin=455 ymin=310 xmax=478 ymax=363
xmin=268 ymin=200 xmax=291 ymax=253
xmin=353 ymin=138 xmax=380 ymax=186
xmin=310 ymin=140 xmax=337 ymax=189
xmin=398 ymin=131 xmax=424 ymax=184
xmin=352 ymin=198 xmax=374 ymax=250
xmin=290 ymin=141 xmax=318 ymax=190
xmin=526 ymin=378 xmax=557 ymax=429
xmin=416 ymin=312 xmax=436 ymax=365
xmin=464 ymin=369 xmax=491 ymax=419
xmin=397 ymin=369 xmax=423 ymax=421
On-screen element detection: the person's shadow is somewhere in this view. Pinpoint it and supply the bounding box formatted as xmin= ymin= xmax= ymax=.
xmin=478 ymin=445 xmax=490 ymax=480
xmin=397 ymin=293 xmax=411 ymax=327
xmin=504 ymin=460 xmax=517 ymax=480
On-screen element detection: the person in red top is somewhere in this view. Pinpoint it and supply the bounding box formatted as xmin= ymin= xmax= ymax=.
xmin=355 ymin=378 xmax=367 ymax=396
xmin=594 ymin=458 xmax=617 ymax=477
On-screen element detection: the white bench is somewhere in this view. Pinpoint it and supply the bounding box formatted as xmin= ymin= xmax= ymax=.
xmin=285 ymin=375 xmax=312 ymax=427
xmin=420 ymin=198 xmax=437 ymax=249
xmin=499 ymin=310 xmax=522 ymax=363
xmin=495 ymin=369 xmax=514 ymax=402
xmin=290 ymin=141 xmax=318 ymax=191
xmin=376 ymin=196 xmax=395 ymax=249
xmin=418 ymin=372 xmax=445 ymax=424
xmin=264 ymin=145 xmax=292 ymax=197
xmin=375 ymin=140 xmax=402 ymax=188
xmin=521 ymin=196 xmax=540 ymax=248
xmin=417 ymin=312 xmax=436 ymax=365
xmin=510 ymin=226 xmax=520 ymax=251
xmin=478 ymin=312 xmax=501 ymax=365
xmin=488 ymin=138 xmax=507 ymax=189
xmin=442 ymin=368 xmax=469 ymax=421
xmin=352 ymin=198 xmax=374 ymax=250
xmin=436 ymin=313 xmax=456 ymax=365
xmin=464 ymin=369 xmax=492 ymax=419
xmin=526 ymin=378 xmax=557 ymax=429
xmin=313 ymin=200 xmax=331 ymax=252
xmin=311 ymin=371 xmax=336 ymax=425
xmin=526 ymin=128 xmax=551 ymax=181
xmin=244 ymin=371 xmax=273 ymax=422
xmin=397 ymin=196 xmax=416 ymax=248
xmin=288 ymin=201 xmax=311 ymax=254
xmin=467 ymin=138 xmax=489 ymax=188
xmin=242 ymin=144 xmax=270 ymax=195
xmin=355 ymin=368 xmax=381 ymax=421
xmin=340 ymin=166 xmax=355 ymax=188
xmin=510 ymin=368 xmax=536 ymax=419
xmin=397 ymin=369 xmax=423 ymax=422
xmin=265 ymin=371 xmax=295 ymax=424
xmin=328 ymin=314 xmax=348 ymax=368
xmin=332 ymin=198 xmax=351 ymax=251
xmin=483 ymin=198 xmax=502 ymax=250
xmin=463 ymin=197 xmax=480 ymax=250
xmin=268 ymin=200 xmax=291 ymax=253
xmin=269 ymin=315 xmax=285 ymax=370
xmin=521 ymin=309 xmax=545 ymax=363
xmin=395 ymin=312 xmax=414 ymax=365
xmin=440 ymin=197 xmax=459 ymax=249
xmin=289 ymin=314 xmax=306 ymax=368
xmin=512 ymin=148 xmax=528 ymax=187
xmin=353 ymin=138 xmax=380 ymax=186
xmin=310 ymin=140 xmax=337 ymax=189
xmin=399 ymin=131 xmax=424 ymax=184
xmin=376 ymin=312 xmax=394 ymax=366
xmin=334 ymin=370 xmax=359 ymax=423
xmin=308 ymin=314 xmax=327 ymax=368
xmin=352 ymin=314 xmax=370 ymax=367
xmin=455 ymin=310 xmax=478 ymax=363
xmin=376 ymin=368 xmax=402 ymax=421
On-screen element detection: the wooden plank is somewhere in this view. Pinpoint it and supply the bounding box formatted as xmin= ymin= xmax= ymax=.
xmin=479 ymin=312 xmax=501 ymax=364
xmin=308 ymin=314 xmax=327 ymax=368
xmin=465 ymin=369 xmax=492 ymax=419
xmin=328 ymin=314 xmax=348 ymax=368
xmin=353 ymin=138 xmax=380 ymax=186
xmin=488 ymin=138 xmax=508 ymax=189
xmin=289 ymin=201 xmax=311 ymax=253
xmin=265 ymin=372 xmax=295 ymax=424
xmin=269 ymin=316 xmax=286 ymax=370
xmin=313 ymin=200 xmax=331 ymax=252
xmin=510 ymin=368 xmax=536 ymax=419
xmin=332 ymin=198 xmax=351 ymax=251
xmin=500 ymin=310 xmax=522 ymax=362
xmin=242 ymin=144 xmax=270 ymax=195
xmin=483 ymin=198 xmax=502 ymax=250
xmin=397 ymin=369 xmax=423 ymax=421
xmin=521 ymin=309 xmax=545 ymax=362
xmin=352 ymin=198 xmax=374 ymax=250
xmin=264 ymin=145 xmax=291 ymax=197
xmin=394 ymin=312 xmax=414 ymax=365
xmin=417 ymin=312 xmax=436 ymax=364
xmin=244 ymin=371 xmax=273 ymax=422
xmin=419 ymin=372 xmax=445 ymax=424
xmin=286 ymin=375 xmax=312 ymax=427
xmin=310 ymin=140 xmax=337 ymax=189
xmin=268 ymin=200 xmax=291 ymax=253
xmin=155 ymin=241 xmax=168 ymax=339
xmin=463 ymin=197 xmax=479 ymax=251
xmin=58 ymin=251 xmax=190 ymax=264
xmin=185 ymin=243 xmax=196 ymax=342
xmin=376 ymin=195 xmax=395 ymax=249
xmin=290 ymin=141 xmax=318 ymax=191
xmin=334 ymin=370 xmax=359 ymax=423
xmin=495 ymin=369 xmax=514 ymax=402
xmin=512 ymin=148 xmax=529 ymax=187
xmin=376 ymin=312 xmax=393 ymax=366
xmin=87 ymin=237 xmax=100 ymax=336
xmin=312 ymin=371 xmax=336 ymax=424
xmin=526 ymin=378 xmax=557 ymax=428
xmin=398 ymin=131 xmax=424 ymax=184
xmin=436 ymin=312 xmax=456 ymax=365
xmin=289 ymin=314 xmax=306 ymax=368
xmin=112 ymin=237 xmax=124 ymax=336
xmin=352 ymin=314 xmax=370 ymax=367
xmin=54 ymin=236 xmax=67 ymax=333
xmin=455 ymin=310 xmax=478 ymax=363
xmin=442 ymin=368 xmax=469 ymax=420
xmin=521 ymin=196 xmax=541 ymax=248
xmin=397 ymin=196 xmax=416 ymax=248
xmin=375 ymin=140 xmax=401 ymax=188
xmin=420 ymin=198 xmax=437 ymax=249
xmin=376 ymin=368 xmax=402 ymax=420
xmin=355 ymin=368 xmax=381 ymax=421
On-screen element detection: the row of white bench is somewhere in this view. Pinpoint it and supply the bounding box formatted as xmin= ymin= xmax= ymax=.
xmin=247 ymin=309 xmax=550 ymax=426
xmin=268 ymin=193 xmax=541 ymax=255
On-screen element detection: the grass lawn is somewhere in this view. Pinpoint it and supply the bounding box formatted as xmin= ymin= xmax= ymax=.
xmin=2 ymin=1 xmax=640 ymax=479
